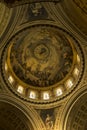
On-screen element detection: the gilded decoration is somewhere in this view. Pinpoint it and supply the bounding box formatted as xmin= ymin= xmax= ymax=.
xmin=2 ymin=24 xmax=83 ymax=104
xmin=0 ymin=1 xmax=87 ymax=130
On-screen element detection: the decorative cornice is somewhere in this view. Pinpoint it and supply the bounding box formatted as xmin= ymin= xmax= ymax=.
xmin=0 ymin=0 xmax=62 ymax=7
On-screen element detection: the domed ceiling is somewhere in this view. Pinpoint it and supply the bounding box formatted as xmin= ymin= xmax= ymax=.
xmin=0 ymin=1 xmax=87 ymax=130
xmin=1 ymin=24 xmax=84 ymax=104
xmin=0 ymin=102 xmax=33 ymax=130
xmin=64 ymin=91 xmax=87 ymax=130
xmin=60 ymin=0 xmax=87 ymax=36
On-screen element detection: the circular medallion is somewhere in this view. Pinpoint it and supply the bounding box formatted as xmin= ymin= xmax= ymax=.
xmin=34 ymin=44 xmax=49 ymax=60
xmin=1 ymin=24 xmax=84 ymax=104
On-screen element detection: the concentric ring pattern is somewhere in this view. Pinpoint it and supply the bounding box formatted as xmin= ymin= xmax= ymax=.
xmin=2 ymin=24 xmax=84 ymax=104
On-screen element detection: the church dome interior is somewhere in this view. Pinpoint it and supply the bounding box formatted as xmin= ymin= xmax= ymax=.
xmin=0 ymin=0 xmax=87 ymax=130
xmin=0 ymin=101 xmax=33 ymax=130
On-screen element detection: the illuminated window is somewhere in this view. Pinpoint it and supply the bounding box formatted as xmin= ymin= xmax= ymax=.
xmin=56 ymin=88 xmax=63 ymax=96
xmin=73 ymin=68 xmax=79 ymax=76
xmin=65 ymin=79 xmax=73 ymax=88
xmin=17 ymin=85 xmax=24 ymax=94
xmin=5 ymin=63 xmax=8 ymax=71
xmin=43 ymin=92 xmax=49 ymax=100
xmin=29 ymin=91 xmax=36 ymax=99
xmin=8 ymin=76 xmax=14 ymax=84
xmin=77 ymin=55 xmax=80 ymax=63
